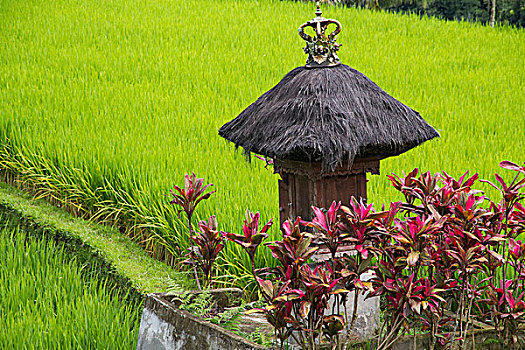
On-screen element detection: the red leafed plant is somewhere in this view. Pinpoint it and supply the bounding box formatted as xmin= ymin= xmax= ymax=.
xmin=184 ymin=215 xmax=225 ymax=288
xmin=226 ymin=201 xmax=386 ymax=350
xmin=368 ymin=160 xmax=525 ymax=350
xmin=254 ymin=160 xmax=523 ymax=349
xmin=170 ymin=173 xmax=215 ymax=229
xmin=170 ymin=160 xmax=525 ymax=350
xmin=224 ymin=210 xmax=273 ymax=277
xmin=229 ymin=213 xmax=355 ymax=350
xmin=170 ymin=173 xmax=215 ymax=290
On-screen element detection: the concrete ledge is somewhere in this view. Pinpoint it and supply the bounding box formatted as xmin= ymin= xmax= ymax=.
xmin=137 ymin=293 xmax=271 ymax=350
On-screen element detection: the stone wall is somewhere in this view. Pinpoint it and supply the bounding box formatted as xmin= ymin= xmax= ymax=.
xmin=136 ymin=293 xmax=270 ymax=350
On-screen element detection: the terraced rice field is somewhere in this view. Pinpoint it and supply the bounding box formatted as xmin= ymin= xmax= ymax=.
xmin=1 ymin=0 xmax=524 ymax=285
xmin=0 ymin=224 xmax=141 ymax=348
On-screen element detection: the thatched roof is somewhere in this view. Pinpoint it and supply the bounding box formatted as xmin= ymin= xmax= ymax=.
xmin=219 ymin=64 xmax=439 ymax=170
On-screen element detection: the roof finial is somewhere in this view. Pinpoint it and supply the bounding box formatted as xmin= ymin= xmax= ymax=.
xmin=315 ymin=1 xmax=322 ymax=17
xmin=298 ymin=3 xmax=342 ymax=68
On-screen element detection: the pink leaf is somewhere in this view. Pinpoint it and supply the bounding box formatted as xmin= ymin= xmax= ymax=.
xmin=312 ymin=206 xmax=328 ymax=231
xmin=283 ymin=220 xmax=292 ymax=236
xmin=328 ymin=201 xmax=340 ymax=223
xmin=260 ymin=219 xmax=273 ymax=234
xmin=495 ymin=173 xmax=508 ymax=192
xmin=500 ymin=161 xmax=525 ymax=173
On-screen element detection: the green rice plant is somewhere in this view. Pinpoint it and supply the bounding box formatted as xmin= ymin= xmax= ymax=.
xmin=0 ymin=0 xmax=523 ymax=292
xmin=0 ymin=223 xmax=141 ymax=349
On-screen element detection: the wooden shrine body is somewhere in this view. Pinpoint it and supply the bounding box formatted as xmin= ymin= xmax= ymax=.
xmin=274 ymin=158 xmax=380 ymax=225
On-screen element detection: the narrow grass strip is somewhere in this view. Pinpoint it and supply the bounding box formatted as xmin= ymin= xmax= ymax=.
xmin=0 ymin=181 xmax=173 ymax=298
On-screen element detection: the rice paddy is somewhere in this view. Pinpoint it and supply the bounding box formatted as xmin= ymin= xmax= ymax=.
xmin=0 ymin=0 xmax=524 ymax=285
xmin=0 ymin=224 xmax=141 ymax=348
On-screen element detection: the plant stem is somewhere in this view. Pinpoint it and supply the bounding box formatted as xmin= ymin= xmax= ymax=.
xmin=188 ymin=216 xmax=202 ymax=291
xmin=348 ymin=290 xmax=360 ymax=332
xmin=250 ymin=256 xmax=257 ymax=283
xmin=377 ymin=313 xmax=402 ymax=350
xmin=310 ymin=313 xmax=315 ymax=350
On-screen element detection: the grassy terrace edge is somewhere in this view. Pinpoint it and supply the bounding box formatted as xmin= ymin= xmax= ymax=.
xmin=0 ymin=180 xmax=173 ymax=300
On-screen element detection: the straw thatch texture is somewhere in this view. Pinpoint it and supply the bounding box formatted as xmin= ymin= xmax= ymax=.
xmin=219 ymin=64 xmax=439 ymax=170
